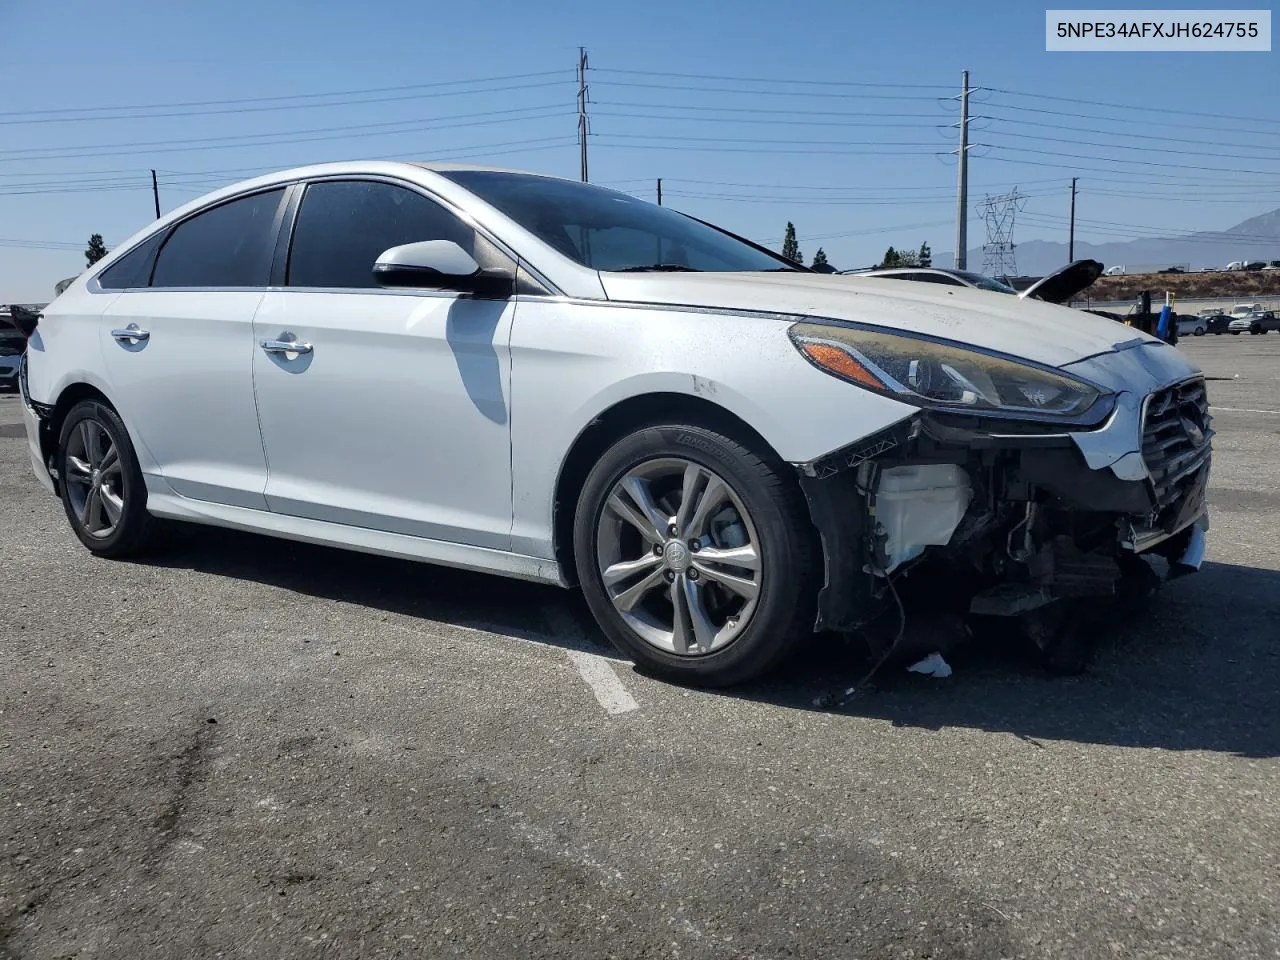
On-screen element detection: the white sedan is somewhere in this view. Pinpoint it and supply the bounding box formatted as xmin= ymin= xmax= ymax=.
xmin=17 ymin=162 xmax=1212 ymax=685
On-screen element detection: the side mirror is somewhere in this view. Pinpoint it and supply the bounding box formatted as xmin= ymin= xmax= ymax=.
xmin=372 ymin=240 xmax=513 ymax=297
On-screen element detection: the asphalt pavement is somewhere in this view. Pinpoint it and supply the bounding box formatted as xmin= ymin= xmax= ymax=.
xmin=2 ymin=333 xmax=1278 ymax=959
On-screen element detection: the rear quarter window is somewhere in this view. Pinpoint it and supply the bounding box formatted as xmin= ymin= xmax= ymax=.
xmin=97 ymin=231 xmax=166 ymax=290
xmin=151 ymin=188 xmax=286 ymax=288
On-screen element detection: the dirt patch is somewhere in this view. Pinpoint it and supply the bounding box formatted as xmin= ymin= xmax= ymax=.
xmin=1080 ymin=272 xmax=1280 ymax=303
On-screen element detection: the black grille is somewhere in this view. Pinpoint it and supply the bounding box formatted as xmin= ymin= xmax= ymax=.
xmin=1142 ymin=377 xmax=1212 ymax=511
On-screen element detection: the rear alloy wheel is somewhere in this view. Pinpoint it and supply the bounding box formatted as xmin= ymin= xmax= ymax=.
xmin=1194 ymin=326 xmax=1205 ymax=336
xmin=574 ymin=424 xmax=816 ymax=686
xmin=58 ymin=400 xmax=159 ymax=557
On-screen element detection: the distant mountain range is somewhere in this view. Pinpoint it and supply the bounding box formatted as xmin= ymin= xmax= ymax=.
xmin=938 ymin=208 xmax=1280 ymax=277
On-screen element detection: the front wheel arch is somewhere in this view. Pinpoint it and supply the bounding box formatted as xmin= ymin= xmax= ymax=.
xmin=553 ymin=393 xmax=786 ymax=586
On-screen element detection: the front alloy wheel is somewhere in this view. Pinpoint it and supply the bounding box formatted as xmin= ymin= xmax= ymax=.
xmin=596 ymin=458 xmax=762 ymax=656
xmin=573 ymin=423 xmax=817 ymax=686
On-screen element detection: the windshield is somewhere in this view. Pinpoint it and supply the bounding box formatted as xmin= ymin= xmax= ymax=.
xmin=439 ymin=170 xmax=798 ymax=273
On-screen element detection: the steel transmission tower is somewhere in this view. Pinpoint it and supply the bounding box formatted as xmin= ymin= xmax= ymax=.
xmin=979 ymin=188 xmax=1026 ymax=278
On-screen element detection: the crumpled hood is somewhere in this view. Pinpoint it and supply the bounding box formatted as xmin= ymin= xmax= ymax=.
xmin=599 ymin=271 xmax=1162 ymax=370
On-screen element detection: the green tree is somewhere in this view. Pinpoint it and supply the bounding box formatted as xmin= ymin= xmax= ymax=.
xmin=918 ymin=241 xmax=932 ymax=268
xmin=880 ymin=246 xmax=901 ymax=268
xmin=811 ymin=247 xmax=829 ymax=270
xmin=781 ymin=222 xmax=803 ymax=264
xmin=84 ymin=233 xmax=107 ymax=267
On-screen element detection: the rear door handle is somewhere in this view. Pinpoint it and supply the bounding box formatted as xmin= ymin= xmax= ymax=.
xmin=260 ymin=333 xmax=313 ymax=356
xmin=110 ymin=324 xmax=150 ymax=343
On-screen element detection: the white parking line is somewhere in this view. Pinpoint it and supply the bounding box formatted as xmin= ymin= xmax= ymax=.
xmin=565 ymin=649 xmax=640 ymax=715
xmin=1213 ymin=406 xmax=1280 ymax=415
xmin=541 ymin=605 xmax=639 ymax=716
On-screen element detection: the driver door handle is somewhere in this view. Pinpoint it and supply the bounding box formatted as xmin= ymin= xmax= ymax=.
xmin=260 ymin=336 xmax=313 ymax=356
xmin=110 ymin=324 xmax=150 ymax=343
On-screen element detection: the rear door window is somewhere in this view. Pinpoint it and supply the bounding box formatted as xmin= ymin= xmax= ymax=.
xmin=151 ymin=188 xmax=286 ymax=288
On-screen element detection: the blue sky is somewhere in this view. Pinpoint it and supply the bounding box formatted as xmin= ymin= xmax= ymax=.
xmin=1 ymin=0 xmax=1277 ymax=300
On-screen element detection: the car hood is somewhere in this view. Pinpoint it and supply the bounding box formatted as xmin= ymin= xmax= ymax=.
xmin=598 ymin=271 xmax=1162 ymax=369
xmin=1018 ymin=259 xmax=1104 ymax=304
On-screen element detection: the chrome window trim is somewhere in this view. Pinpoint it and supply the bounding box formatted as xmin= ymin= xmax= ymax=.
xmin=86 ymin=172 xmax=563 ymax=298
xmin=86 ymin=182 xmax=293 ymax=295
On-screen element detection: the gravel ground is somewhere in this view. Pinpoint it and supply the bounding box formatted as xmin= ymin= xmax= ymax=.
xmin=1 ymin=334 xmax=1278 ymax=959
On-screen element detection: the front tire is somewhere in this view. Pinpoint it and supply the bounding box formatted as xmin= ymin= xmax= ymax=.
xmin=58 ymin=400 xmax=159 ymax=558
xmin=1194 ymin=326 xmax=1205 ymax=336
xmin=573 ymin=423 xmax=817 ymax=686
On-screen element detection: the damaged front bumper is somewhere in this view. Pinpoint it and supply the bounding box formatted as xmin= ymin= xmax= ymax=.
xmin=796 ymin=370 xmax=1212 ymax=633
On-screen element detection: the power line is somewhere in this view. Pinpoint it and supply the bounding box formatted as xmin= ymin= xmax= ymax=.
xmin=663 ymin=189 xmax=1053 ymax=206
xmin=0 ymin=70 xmax=569 ymax=121
xmin=980 ymin=128 xmax=1280 ymax=162
xmin=593 ymin=140 xmax=948 ymax=156
xmin=594 ymin=67 xmax=953 ymax=89
xmin=0 ymin=103 xmax=570 ymax=158
xmin=0 ymin=139 xmax=579 ymax=199
xmin=595 ymin=100 xmax=951 ymax=120
xmin=596 ymin=132 xmax=948 ymax=147
xmin=594 ymin=109 xmax=945 ymax=130
xmin=979 ymin=101 xmax=1280 ymax=138
xmin=979 ymin=146 xmax=1280 ymax=178
xmin=654 ymin=175 xmax=1068 ymax=192
xmin=0 ymin=113 xmax=575 ymax=164
xmin=596 ymin=80 xmax=950 ymax=101
xmin=986 ymin=86 xmax=1280 ymax=127
xmin=981 ymin=112 xmax=1280 ymax=147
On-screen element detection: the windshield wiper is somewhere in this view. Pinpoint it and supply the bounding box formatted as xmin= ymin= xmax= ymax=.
xmin=614 ymin=264 xmax=703 ymax=273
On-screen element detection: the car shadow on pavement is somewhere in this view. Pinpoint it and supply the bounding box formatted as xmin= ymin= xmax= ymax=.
xmin=145 ymin=524 xmax=608 ymax=651
xmin=150 ymin=528 xmax=1279 ymax=758
xmin=728 ymin=559 xmax=1280 ymax=759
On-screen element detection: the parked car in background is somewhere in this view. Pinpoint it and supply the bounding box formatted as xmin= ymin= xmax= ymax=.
xmin=843 ymin=260 xmax=1103 ymax=305
xmin=1231 ymin=303 xmax=1264 ymax=317
xmin=1177 ymin=315 xmax=1208 ymax=337
xmin=1266 ymin=261 xmax=1280 ymax=271
xmin=1244 ymin=261 xmax=1267 ymax=271
xmin=1103 ymin=265 xmax=1125 ymax=276
xmin=1225 ymin=261 xmax=1246 ymax=271
xmin=1199 ymin=313 xmax=1233 ymax=335
xmin=16 ymin=161 xmax=1211 ymax=685
xmin=842 ymin=266 xmax=1019 ymax=294
xmin=0 ymin=306 xmax=39 ymax=391
xmin=1229 ymin=311 xmax=1280 ymax=335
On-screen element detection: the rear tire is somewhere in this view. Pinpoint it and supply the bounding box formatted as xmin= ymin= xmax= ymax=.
xmin=57 ymin=400 xmax=160 ymax=558
xmin=573 ymin=423 xmax=817 ymax=686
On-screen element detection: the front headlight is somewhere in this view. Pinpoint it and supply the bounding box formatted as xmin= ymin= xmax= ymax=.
xmin=790 ymin=321 xmax=1105 ymax=420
